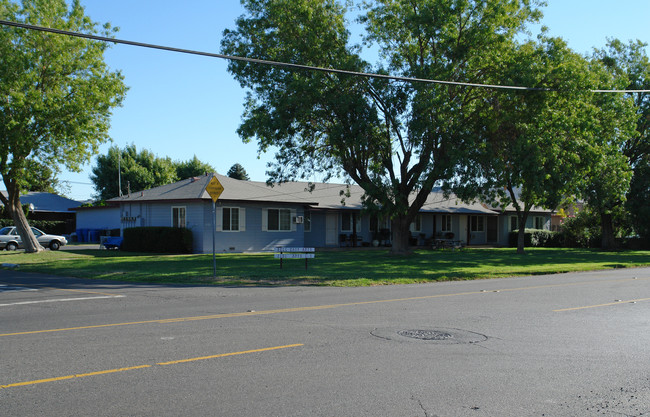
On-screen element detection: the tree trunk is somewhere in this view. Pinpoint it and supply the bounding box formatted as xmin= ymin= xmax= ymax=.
xmin=2 ymin=182 xmax=43 ymax=253
xmin=516 ymin=227 xmax=526 ymax=255
xmin=600 ymin=212 xmax=617 ymax=250
xmin=389 ymin=216 xmax=412 ymax=255
xmin=516 ymin=212 xmax=529 ymax=255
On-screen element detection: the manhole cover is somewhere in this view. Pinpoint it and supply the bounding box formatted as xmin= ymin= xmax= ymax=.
xmin=371 ymin=327 xmax=487 ymax=344
xmin=397 ymin=329 xmax=454 ymax=340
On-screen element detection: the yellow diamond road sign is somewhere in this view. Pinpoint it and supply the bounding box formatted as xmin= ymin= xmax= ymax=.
xmin=206 ymin=177 xmax=224 ymax=202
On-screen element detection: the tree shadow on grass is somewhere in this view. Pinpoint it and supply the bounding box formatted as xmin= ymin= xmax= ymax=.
xmin=4 ymin=247 xmax=649 ymax=287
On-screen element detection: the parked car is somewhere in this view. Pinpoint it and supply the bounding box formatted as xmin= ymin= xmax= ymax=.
xmin=0 ymin=226 xmax=67 ymax=251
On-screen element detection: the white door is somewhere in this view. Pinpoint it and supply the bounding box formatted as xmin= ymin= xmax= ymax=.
xmin=326 ymin=213 xmax=338 ymax=246
xmin=459 ymin=215 xmax=468 ymax=244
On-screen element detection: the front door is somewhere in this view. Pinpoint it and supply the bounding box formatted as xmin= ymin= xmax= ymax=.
xmin=326 ymin=213 xmax=338 ymax=246
xmin=459 ymin=215 xmax=468 ymax=244
xmin=487 ymin=216 xmax=498 ymax=243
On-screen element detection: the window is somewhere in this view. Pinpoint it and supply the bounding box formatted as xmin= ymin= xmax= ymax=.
xmin=266 ymin=208 xmax=291 ymax=231
xmin=441 ymin=215 xmax=452 ymax=232
xmin=223 ymin=207 xmax=240 ymax=231
xmin=509 ymin=216 xmax=519 ymax=231
xmin=172 ymin=206 xmax=186 ymax=228
xmin=370 ymin=216 xmax=378 ymax=233
xmin=470 ymin=216 xmax=484 ymax=232
xmin=370 ymin=216 xmax=390 ymax=233
xmin=410 ymin=215 xmax=422 ymax=232
xmin=341 ymin=212 xmax=361 ymax=232
xmin=534 ymin=216 xmax=545 ymax=230
xmin=216 ymin=207 xmax=245 ymax=232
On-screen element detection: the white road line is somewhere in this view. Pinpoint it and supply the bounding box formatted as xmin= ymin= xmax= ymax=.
xmin=0 ymin=285 xmax=38 ymax=292
xmin=0 ymin=295 xmax=125 ymax=307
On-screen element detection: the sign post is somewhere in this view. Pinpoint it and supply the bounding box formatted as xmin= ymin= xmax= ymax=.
xmin=273 ymin=247 xmax=315 ymax=270
xmin=205 ymin=177 xmax=224 ymax=278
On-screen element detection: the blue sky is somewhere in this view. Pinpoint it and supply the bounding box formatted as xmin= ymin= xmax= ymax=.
xmin=57 ymin=0 xmax=650 ymax=200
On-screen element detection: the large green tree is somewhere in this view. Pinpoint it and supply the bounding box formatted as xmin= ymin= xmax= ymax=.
xmin=455 ymin=38 xmax=635 ymax=253
xmin=221 ymin=0 xmax=543 ymax=254
xmin=91 ymin=145 xmax=216 ymax=200
xmin=0 ymin=0 xmax=126 ymax=252
xmin=91 ymin=144 xmax=177 ymax=200
xmin=627 ymin=155 xmax=650 ymax=239
xmin=576 ymin=74 xmax=635 ymax=250
xmin=595 ymin=39 xmax=650 ymax=241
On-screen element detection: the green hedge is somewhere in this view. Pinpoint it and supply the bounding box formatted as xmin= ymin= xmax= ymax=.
xmin=122 ymin=227 xmax=193 ymax=253
xmin=0 ymin=219 xmax=67 ymax=235
xmin=508 ymin=229 xmax=562 ymax=248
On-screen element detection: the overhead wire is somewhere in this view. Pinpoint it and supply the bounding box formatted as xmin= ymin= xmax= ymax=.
xmin=3 ymin=19 xmax=650 ymax=93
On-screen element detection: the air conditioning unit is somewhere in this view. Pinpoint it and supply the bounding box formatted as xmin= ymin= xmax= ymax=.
xmin=294 ymin=216 xmax=304 ymax=224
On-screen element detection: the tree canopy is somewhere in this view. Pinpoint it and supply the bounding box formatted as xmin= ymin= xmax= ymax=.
xmin=221 ymin=0 xmax=545 ymax=254
xmin=176 ymin=155 xmax=216 ymax=181
xmin=0 ymin=0 xmax=127 ymax=252
xmin=595 ymin=39 xmax=650 ymax=242
xmin=91 ymin=145 xmax=216 ymax=200
xmin=21 ymin=159 xmax=62 ymax=193
xmin=454 ymin=37 xmax=636 ymax=252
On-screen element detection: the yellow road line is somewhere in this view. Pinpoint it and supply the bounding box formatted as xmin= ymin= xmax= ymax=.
xmin=0 ymin=365 xmax=151 ymax=389
xmin=553 ymin=297 xmax=650 ymax=312
xmin=0 ymin=344 xmax=302 ymax=389
xmin=157 ymin=344 xmax=304 ymax=365
xmin=43 ymin=287 xmax=124 ymax=297
xmin=0 ymin=291 xmax=496 ymax=337
xmin=2 ymin=276 xmax=647 ymax=337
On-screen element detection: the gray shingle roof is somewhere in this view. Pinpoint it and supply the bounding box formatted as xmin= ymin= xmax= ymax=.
xmin=0 ymin=191 xmax=82 ymax=212
xmin=258 ymin=181 xmax=497 ymax=214
xmin=107 ymin=173 xmax=508 ymax=215
xmin=108 ymin=173 xmax=319 ymax=205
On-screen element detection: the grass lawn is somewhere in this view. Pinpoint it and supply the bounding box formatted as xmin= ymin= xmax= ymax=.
xmin=1 ymin=247 xmax=649 ymax=287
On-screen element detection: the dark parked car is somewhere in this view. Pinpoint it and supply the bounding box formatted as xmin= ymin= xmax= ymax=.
xmin=0 ymin=226 xmax=67 ymax=251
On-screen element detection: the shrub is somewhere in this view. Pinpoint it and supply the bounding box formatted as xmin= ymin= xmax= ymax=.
xmin=122 ymin=227 xmax=193 ymax=253
xmin=508 ymin=229 xmax=562 ymax=248
xmin=558 ymin=210 xmax=601 ymax=248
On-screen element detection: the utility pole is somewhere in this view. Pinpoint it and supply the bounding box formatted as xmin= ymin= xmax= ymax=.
xmin=118 ymin=151 xmax=122 ymax=197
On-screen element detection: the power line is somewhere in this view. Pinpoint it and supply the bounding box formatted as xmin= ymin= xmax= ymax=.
xmin=5 ymin=19 xmax=649 ymax=93
xmin=3 ymin=20 xmax=650 ymax=93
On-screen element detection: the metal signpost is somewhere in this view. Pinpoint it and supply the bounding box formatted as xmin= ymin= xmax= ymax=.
xmin=205 ymin=176 xmax=224 ymax=278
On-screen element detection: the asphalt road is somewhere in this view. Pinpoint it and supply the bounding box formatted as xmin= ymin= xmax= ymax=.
xmin=1 ymin=267 xmax=649 ymax=416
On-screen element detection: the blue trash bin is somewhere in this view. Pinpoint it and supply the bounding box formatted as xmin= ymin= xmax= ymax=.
xmin=88 ymin=229 xmax=100 ymax=243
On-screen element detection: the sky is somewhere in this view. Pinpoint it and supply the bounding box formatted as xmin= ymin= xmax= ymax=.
xmin=48 ymin=0 xmax=650 ymax=200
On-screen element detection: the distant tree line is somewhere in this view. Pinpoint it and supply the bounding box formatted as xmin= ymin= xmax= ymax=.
xmin=90 ymin=144 xmax=249 ymax=201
